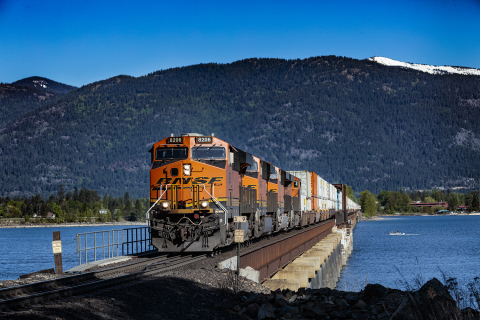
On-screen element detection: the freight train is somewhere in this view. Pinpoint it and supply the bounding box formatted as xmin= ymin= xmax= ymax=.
xmin=147 ymin=133 xmax=360 ymax=252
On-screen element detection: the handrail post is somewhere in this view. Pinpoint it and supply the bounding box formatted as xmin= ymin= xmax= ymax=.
xmin=146 ymin=184 xmax=168 ymax=222
xmin=77 ymin=234 xmax=81 ymax=265
xmin=102 ymin=231 xmax=105 ymax=260
xmin=94 ymin=233 xmax=98 ymax=262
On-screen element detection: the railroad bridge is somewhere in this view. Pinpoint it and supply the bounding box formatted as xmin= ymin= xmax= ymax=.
xmin=219 ymin=209 xmax=359 ymax=291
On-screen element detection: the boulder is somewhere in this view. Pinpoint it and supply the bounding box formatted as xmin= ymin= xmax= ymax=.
xmin=273 ymin=297 xmax=288 ymax=308
xmin=278 ymin=305 xmax=299 ymax=316
xmin=301 ymin=306 xmax=328 ymax=318
xmin=353 ymin=299 xmax=368 ymax=310
xmin=245 ymin=303 xmax=259 ymax=318
xmin=362 ymin=283 xmax=389 ymax=302
xmin=257 ymin=302 xmax=275 ymax=320
xmin=282 ymin=289 xmax=294 ymax=299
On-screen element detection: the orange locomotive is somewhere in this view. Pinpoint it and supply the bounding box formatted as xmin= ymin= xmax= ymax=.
xmin=147 ymin=133 xmax=355 ymax=252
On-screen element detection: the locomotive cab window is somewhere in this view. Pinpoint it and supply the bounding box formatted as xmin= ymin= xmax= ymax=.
xmin=155 ymin=147 xmax=188 ymax=160
xmin=246 ymin=161 xmax=258 ymax=172
xmin=192 ymin=147 xmax=225 ymax=160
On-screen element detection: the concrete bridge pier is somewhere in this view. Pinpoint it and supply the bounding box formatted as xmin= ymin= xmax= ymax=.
xmin=263 ymin=227 xmax=354 ymax=291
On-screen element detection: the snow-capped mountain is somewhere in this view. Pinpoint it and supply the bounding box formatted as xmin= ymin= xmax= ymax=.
xmin=12 ymin=76 xmax=77 ymax=95
xmin=369 ymin=56 xmax=480 ymax=76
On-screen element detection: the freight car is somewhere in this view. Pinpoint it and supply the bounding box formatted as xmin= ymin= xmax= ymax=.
xmin=147 ymin=133 xmax=360 ymax=252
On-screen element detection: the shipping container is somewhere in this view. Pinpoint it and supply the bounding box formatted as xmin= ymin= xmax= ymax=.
xmin=288 ymin=171 xmax=311 ymax=212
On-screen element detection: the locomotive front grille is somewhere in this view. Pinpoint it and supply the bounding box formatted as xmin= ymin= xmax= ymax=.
xmin=156 ymin=184 xmax=213 ymax=214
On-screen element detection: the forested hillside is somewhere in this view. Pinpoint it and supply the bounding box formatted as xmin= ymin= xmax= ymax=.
xmin=1 ymin=56 xmax=479 ymax=197
xmin=0 ymin=77 xmax=76 ymax=127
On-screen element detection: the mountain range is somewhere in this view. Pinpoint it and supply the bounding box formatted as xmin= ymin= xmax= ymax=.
xmin=1 ymin=56 xmax=479 ymax=198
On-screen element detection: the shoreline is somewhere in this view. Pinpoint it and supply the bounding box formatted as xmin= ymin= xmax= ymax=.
xmin=360 ymin=212 xmax=480 ymax=221
xmin=0 ymin=222 xmax=148 ymax=229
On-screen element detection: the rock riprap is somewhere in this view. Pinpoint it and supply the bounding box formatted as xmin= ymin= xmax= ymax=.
xmin=221 ymin=278 xmax=480 ymax=319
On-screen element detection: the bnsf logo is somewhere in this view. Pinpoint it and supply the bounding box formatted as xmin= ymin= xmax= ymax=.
xmin=156 ymin=177 xmax=223 ymax=185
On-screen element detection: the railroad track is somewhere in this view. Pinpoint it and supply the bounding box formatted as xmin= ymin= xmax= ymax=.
xmin=0 ymin=253 xmax=206 ymax=312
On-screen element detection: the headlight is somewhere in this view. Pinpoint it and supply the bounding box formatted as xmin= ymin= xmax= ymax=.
xmin=200 ymin=200 xmax=209 ymax=208
xmin=183 ymin=164 xmax=191 ymax=176
xmin=161 ymin=201 xmax=170 ymax=209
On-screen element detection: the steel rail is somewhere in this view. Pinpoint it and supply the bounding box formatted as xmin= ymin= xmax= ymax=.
xmin=0 ymin=254 xmax=169 ymax=301
xmin=0 ymin=254 xmax=206 ymax=312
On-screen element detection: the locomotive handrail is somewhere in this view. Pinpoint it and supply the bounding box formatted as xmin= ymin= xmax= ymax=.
xmin=201 ymin=183 xmax=228 ymax=227
xmin=147 ymin=183 xmax=228 ymax=227
xmin=145 ymin=184 xmax=169 ymax=221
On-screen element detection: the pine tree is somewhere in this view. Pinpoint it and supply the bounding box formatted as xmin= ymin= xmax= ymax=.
xmin=472 ymin=191 xmax=480 ymax=212
xmin=124 ymin=192 xmax=132 ymax=220
xmin=57 ymin=184 xmax=65 ymax=203
xmin=73 ymin=187 xmax=79 ymax=201
xmin=360 ymin=190 xmax=376 ymax=217
xmin=135 ymin=199 xmax=143 ymax=221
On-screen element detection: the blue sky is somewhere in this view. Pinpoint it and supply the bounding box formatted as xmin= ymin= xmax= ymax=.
xmin=1 ymin=0 xmax=479 ymax=87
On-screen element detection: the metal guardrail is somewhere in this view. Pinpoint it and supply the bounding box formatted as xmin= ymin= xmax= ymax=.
xmin=76 ymin=227 xmax=155 ymax=265
xmin=241 ymin=220 xmax=335 ymax=282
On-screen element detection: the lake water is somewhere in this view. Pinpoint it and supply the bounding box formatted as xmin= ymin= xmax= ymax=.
xmin=2 ymin=217 xmax=479 ymax=289
xmin=337 ymin=215 xmax=480 ymax=291
xmin=0 ymin=225 xmax=148 ymax=281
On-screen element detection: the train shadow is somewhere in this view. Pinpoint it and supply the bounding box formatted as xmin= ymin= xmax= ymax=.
xmin=1 ymin=275 xmax=241 ymax=320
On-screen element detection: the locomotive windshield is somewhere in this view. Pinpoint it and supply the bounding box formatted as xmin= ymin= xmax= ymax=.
xmin=246 ymin=162 xmax=258 ymax=172
xmin=192 ymin=147 xmax=225 ymax=159
xmin=155 ymin=147 xmax=188 ymax=160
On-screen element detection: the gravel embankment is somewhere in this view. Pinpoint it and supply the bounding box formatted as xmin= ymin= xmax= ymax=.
xmin=3 ymin=270 xmax=479 ymax=319
xmin=0 ymin=261 xmax=267 ymax=319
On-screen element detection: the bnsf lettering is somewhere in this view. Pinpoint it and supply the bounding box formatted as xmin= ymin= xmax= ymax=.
xmin=208 ymin=177 xmax=223 ymax=184
xmin=156 ymin=178 xmax=172 ymax=185
xmin=171 ymin=178 xmax=182 ymax=184
xmin=156 ymin=177 xmax=223 ymax=185
xmin=192 ymin=177 xmax=208 ymax=184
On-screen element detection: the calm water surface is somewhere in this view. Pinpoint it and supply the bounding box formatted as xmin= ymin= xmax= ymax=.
xmin=2 ymin=217 xmax=479 ymax=286
xmin=0 ymin=225 xmax=145 ymax=281
xmin=337 ymin=215 xmax=480 ymax=291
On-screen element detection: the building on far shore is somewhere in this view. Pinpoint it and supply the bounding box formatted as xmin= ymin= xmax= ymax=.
xmin=409 ymin=201 xmax=448 ymax=209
